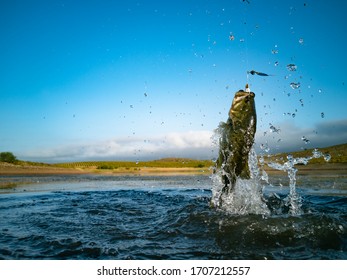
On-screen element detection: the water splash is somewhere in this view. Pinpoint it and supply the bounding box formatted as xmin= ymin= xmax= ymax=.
xmin=286 ymin=64 xmax=297 ymax=71
xmin=267 ymin=149 xmax=331 ymax=215
xmin=269 ymin=123 xmax=281 ymax=133
xmin=212 ymin=135 xmax=331 ymax=216
xmin=301 ymin=136 xmax=310 ymax=144
xmin=211 ymin=147 xmax=270 ymax=215
xmin=290 ymin=82 xmax=301 ymax=89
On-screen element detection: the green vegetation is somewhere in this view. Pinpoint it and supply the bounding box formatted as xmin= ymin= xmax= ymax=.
xmin=265 ymin=143 xmax=347 ymax=164
xmin=0 ymin=152 xmax=17 ymax=164
xmin=53 ymin=158 xmax=214 ymax=170
xmin=1 ymin=143 xmax=346 ymax=172
xmin=52 ymin=144 xmax=347 ymax=170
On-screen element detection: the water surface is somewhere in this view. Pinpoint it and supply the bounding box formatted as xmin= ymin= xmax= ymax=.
xmin=0 ymin=175 xmax=346 ymax=259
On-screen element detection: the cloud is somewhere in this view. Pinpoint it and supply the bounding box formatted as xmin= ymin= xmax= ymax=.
xmin=21 ymin=119 xmax=347 ymax=162
xmin=22 ymin=130 xmax=216 ymax=162
xmin=255 ymin=118 xmax=347 ymax=153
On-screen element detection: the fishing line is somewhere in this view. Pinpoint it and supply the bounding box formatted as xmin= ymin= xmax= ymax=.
xmin=242 ymin=1 xmax=251 ymax=86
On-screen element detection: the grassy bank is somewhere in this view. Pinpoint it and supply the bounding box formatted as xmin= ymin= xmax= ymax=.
xmin=1 ymin=143 xmax=346 ymax=176
xmin=52 ymin=158 xmax=213 ymax=170
xmin=264 ymin=143 xmax=347 ymax=164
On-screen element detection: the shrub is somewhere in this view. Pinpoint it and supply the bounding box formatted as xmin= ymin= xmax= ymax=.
xmin=0 ymin=152 xmax=17 ymax=164
xmin=97 ymin=164 xmax=114 ymax=170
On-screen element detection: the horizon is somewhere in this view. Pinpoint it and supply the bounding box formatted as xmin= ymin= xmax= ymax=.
xmin=1 ymin=0 xmax=347 ymax=163
xmin=7 ymin=141 xmax=345 ymax=164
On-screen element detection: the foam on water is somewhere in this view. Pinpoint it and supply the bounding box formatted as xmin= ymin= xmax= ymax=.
xmin=0 ymin=175 xmax=346 ymax=259
xmin=267 ymin=148 xmax=331 ymax=215
xmin=211 ymin=139 xmax=331 ymax=216
xmin=211 ymin=147 xmax=270 ymax=215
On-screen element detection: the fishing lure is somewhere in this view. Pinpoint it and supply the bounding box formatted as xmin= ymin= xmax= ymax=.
xmin=247 ymin=70 xmax=272 ymax=76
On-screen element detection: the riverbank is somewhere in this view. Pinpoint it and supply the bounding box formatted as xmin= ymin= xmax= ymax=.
xmin=264 ymin=163 xmax=347 ymax=177
xmin=0 ymin=161 xmax=210 ymax=177
xmin=1 ymin=161 xmax=346 ymax=176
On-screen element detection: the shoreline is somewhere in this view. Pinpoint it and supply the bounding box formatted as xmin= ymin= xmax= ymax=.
xmin=0 ymin=165 xmax=211 ymax=176
xmin=1 ymin=163 xmax=346 ymax=191
xmin=1 ymin=162 xmax=346 ymax=175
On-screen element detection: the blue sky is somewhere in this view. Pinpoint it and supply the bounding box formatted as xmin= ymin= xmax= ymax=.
xmin=1 ymin=0 xmax=346 ymax=162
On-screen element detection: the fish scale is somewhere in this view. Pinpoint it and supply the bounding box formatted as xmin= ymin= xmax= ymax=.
xmin=216 ymin=85 xmax=257 ymax=194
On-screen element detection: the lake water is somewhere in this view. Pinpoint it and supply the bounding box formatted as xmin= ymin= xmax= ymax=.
xmin=0 ymin=174 xmax=346 ymax=259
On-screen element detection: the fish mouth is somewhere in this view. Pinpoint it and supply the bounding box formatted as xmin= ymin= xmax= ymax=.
xmin=239 ymin=91 xmax=255 ymax=98
xmin=235 ymin=91 xmax=255 ymax=103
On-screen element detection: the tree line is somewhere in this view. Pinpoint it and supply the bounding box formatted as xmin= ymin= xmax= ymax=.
xmin=0 ymin=152 xmax=17 ymax=164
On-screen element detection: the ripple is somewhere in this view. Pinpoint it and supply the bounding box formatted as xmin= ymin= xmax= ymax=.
xmin=0 ymin=176 xmax=346 ymax=259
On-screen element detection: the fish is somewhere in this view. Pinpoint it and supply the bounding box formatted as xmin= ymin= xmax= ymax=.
xmin=247 ymin=70 xmax=272 ymax=76
xmin=216 ymin=84 xmax=257 ymax=194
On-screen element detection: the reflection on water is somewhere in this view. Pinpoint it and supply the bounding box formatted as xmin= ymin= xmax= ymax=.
xmin=0 ymin=175 xmax=346 ymax=259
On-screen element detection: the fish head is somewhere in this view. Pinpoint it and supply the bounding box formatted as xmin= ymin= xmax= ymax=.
xmin=229 ymin=90 xmax=255 ymax=116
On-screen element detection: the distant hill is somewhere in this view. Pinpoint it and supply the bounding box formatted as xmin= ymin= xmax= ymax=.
xmin=52 ymin=158 xmax=213 ymax=169
xmin=266 ymin=143 xmax=347 ymax=164
xmin=2 ymin=143 xmax=346 ymax=169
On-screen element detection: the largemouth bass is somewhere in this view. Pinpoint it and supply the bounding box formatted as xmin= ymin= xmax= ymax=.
xmin=216 ymin=85 xmax=257 ymax=194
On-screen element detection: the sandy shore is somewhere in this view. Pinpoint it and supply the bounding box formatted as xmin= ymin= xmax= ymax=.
xmin=0 ymin=162 xmax=346 ymax=191
xmin=1 ymin=162 xmax=346 ymax=181
xmin=0 ymin=162 xmax=210 ymax=176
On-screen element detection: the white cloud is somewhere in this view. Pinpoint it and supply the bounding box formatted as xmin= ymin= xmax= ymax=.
xmin=21 ymin=119 xmax=347 ymax=162
xmin=255 ymin=119 xmax=347 ymax=153
xmin=22 ymin=130 xmax=215 ymax=162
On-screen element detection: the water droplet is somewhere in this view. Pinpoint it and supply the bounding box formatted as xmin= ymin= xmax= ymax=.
xmin=144 ymin=92 xmax=148 ymax=97
xmin=324 ymin=153 xmax=331 ymax=162
xmin=301 ymin=136 xmax=310 ymax=144
xmin=338 ymin=225 xmax=344 ymax=232
xmin=299 ymin=38 xmax=304 ymax=44
xmin=274 ymin=61 xmax=279 ymax=66
xmin=299 ymin=99 xmax=304 ymax=106
xmin=292 ymin=113 xmax=296 ymax=118
xmin=239 ymin=38 xmax=245 ymax=42
xmin=130 ymin=105 xmax=133 ymax=108
xmin=290 ymin=82 xmax=301 ymax=89
xmin=229 ymin=34 xmax=235 ymax=41
xmin=321 ymin=112 xmax=325 ymax=118
xmin=318 ymin=89 xmax=322 ymax=93
xmin=313 ymin=148 xmax=323 ymax=158
xmin=259 ymin=157 xmax=264 ymax=164
xmin=271 ymin=49 xmax=279 ymax=54
xmin=269 ymin=123 xmax=281 ymax=133
xmin=260 ymin=143 xmax=270 ymax=153
xmin=286 ymin=64 xmax=297 ymax=71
